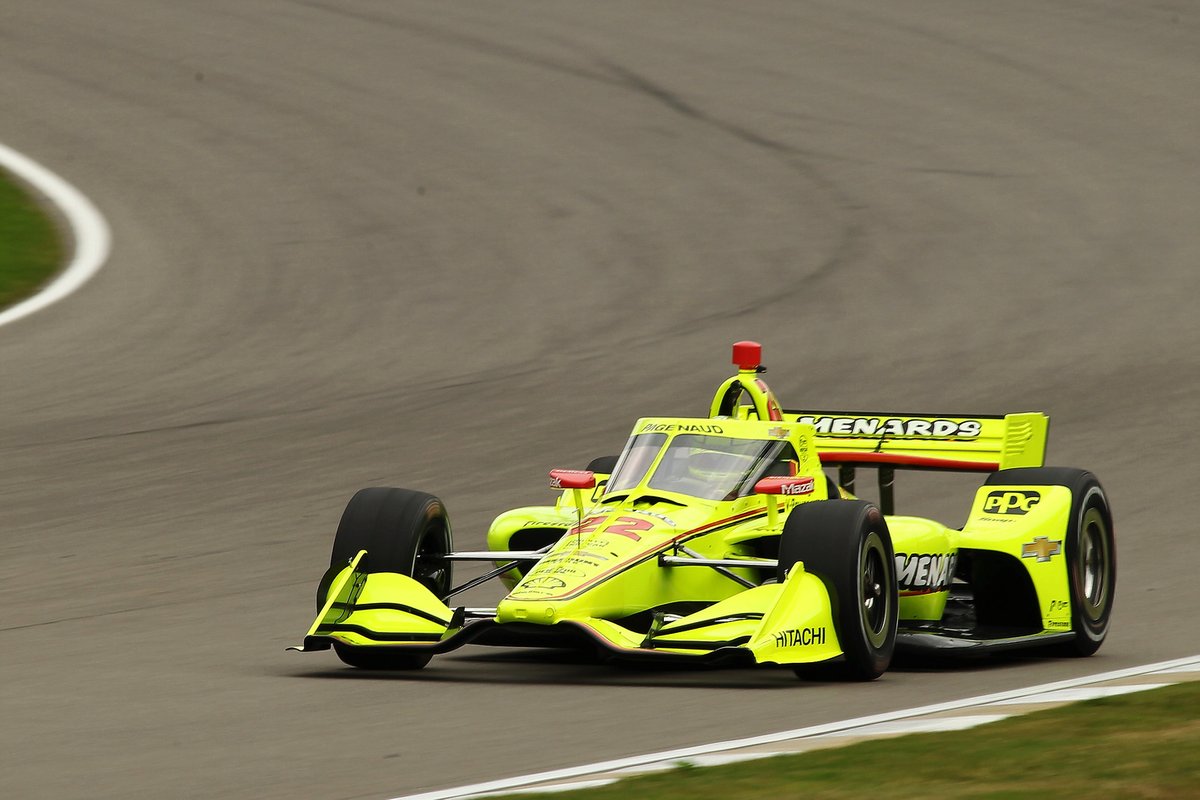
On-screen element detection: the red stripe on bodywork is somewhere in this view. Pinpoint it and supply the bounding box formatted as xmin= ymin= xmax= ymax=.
xmin=819 ymin=452 xmax=999 ymax=472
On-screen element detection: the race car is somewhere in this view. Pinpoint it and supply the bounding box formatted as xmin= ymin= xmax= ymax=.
xmin=291 ymin=341 xmax=1115 ymax=680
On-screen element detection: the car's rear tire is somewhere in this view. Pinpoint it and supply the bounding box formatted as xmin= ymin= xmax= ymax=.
xmin=586 ymin=455 xmax=620 ymax=474
xmin=321 ymin=487 xmax=453 ymax=670
xmin=778 ymin=500 xmax=898 ymax=680
xmin=985 ymin=468 xmax=1115 ymax=656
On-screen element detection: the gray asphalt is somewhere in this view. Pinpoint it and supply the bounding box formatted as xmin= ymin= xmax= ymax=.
xmin=2 ymin=2 xmax=1198 ymax=798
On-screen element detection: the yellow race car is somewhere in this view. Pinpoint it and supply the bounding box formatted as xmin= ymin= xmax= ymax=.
xmin=292 ymin=342 xmax=1115 ymax=680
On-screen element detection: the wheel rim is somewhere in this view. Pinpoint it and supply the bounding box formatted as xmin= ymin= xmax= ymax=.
xmin=1079 ymin=507 xmax=1109 ymax=621
xmin=860 ymin=532 xmax=890 ymax=647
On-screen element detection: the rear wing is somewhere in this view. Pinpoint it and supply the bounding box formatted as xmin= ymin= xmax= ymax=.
xmin=782 ymin=410 xmax=1049 ymax=473
xmin=782 ymin=410 xmax=1048 ymax=515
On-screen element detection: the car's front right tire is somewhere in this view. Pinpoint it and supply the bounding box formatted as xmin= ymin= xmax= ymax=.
xmin=320 ymin=487 xmax=453 ymax=670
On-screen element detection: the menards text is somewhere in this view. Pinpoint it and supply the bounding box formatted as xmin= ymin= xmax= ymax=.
xmin=895 ymin=552 xmax=957 ymax=593
xmin=795 ymin=416 xmax=982 ymax=439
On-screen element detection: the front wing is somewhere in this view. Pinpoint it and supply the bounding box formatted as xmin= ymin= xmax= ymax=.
xmin=291 ymin=550 xmax=842 ymax=667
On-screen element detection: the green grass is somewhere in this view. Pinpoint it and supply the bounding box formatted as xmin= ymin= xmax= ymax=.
xmin=494 ymin=681 xmax=1200 ymax=799
xmin=0 ymin=168 xmax=64 ymax=309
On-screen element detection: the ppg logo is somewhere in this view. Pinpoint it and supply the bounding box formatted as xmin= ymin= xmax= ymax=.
xmin=983 ymin=490 xmax=1041 ymax=515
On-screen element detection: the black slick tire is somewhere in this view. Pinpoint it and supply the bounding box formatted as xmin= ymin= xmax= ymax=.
xmin=778 ymin=500 xmax=898 ymax=680
xmin=321 ymin=487 xmax=454 ymax=670
xmin=585 ymin=455 xmax=620 ymax=474
xmin=985 ymin=468 xmax=1115 ymax=656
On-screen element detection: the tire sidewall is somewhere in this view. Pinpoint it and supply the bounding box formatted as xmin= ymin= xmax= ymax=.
xmin=853 ymin=524 xmax=898 ymax=662
xmin=780 ymin=500 xmax=898 ymax=680
xmin=1067 ymin=484 xmax=1115 ymax=650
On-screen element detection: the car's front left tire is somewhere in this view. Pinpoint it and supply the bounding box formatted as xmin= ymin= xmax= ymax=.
xmin=778 ymin=500 xmax=898 ymax=680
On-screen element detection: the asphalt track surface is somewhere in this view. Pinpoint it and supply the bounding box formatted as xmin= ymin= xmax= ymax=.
xmin=1 ymin=3 xmax=1197 ymax=798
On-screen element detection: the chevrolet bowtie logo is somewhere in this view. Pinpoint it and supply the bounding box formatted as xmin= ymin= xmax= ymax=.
xmin=768 ymin=426 xmax=788 ymax=438
xmin=1022 ymin=536 xmax=1062 ymax=562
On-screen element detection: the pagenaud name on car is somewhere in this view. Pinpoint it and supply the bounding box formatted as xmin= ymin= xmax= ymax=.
xmin=639 ymin=423 xmax=726 ymax=434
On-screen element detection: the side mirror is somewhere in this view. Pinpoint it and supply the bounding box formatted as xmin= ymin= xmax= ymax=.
xmin=550 ymin=469 xmax=597 ymax=490
xmin=755 ymin=475 xmax=815 ymax=527
xmin=754 ymin=476 xmax=815 ymax=496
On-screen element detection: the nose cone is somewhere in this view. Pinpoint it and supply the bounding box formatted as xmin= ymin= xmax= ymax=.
xmin=497 ymin=509 xmax=683 ymax=619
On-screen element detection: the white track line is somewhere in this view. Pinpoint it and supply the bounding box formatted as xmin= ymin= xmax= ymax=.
xmin=394 ymin=654 xmax=1200 ymax=800
xmin=0 ymin=142 xmax=111 ymax=328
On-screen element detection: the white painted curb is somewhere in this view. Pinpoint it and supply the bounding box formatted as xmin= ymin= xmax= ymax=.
xmin=394 ymin=654 xmax=1200 ymax=800
xmin=0 ymin=142 xmax=111 ymax=328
